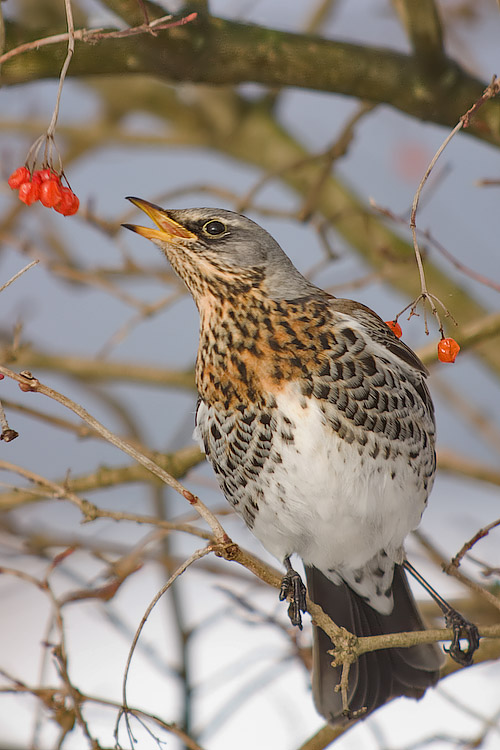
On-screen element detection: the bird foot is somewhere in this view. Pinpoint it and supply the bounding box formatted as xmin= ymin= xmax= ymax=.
xmin=279 ymin=566 xmax=307 ymax=629
xmin=443 ymin=608 xmax=480 ymax=666
xmin=341 ymin=706 xmax=367 ymax=722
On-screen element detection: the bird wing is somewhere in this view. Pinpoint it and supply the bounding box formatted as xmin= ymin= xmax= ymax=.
xmin=327 ymin=297 xmax=434 ymax=422
xmin=329 ymin=297 xmax=428 ymax=375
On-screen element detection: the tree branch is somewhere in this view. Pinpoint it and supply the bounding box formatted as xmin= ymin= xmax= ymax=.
xmin=2 ymin=14 xmax=499 ymax=146
xmin=0 ymin=342 xmax=195 ymax=390
xmin=437 ymin=450 xmax=500 ymax=488
xmin=0 ymin=444 xmax=203 ymax=511
xmin=396 ymin=0 xmax=445 ymax=71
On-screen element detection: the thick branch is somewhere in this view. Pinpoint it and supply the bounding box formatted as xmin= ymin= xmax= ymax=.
xmin=396 ymin=0 xmax=445 ymax=71
xmin=2 ymin=14 xmax=499 ymax=146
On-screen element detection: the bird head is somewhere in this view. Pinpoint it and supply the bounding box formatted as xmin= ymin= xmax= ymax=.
xmin=123 ymin=199 xmax=317 ymax=302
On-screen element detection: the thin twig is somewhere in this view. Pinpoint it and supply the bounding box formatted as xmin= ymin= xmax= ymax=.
xmin=0 ymin=259 xmax=39 ymax=294
xmin=46 ymin=0 xmax=74 ymax=141
xmin=406 ymin=75 xmax=500 ymax=334
xmin=450 ymin=518 xmax=500 ymax=569
xmin=0 ymin=403 xmax=18 ymax=442
xmin=0 ymin=260 xmax=39 ymax=443
xmin=415 ymin=529 xmax=500 ymax=614
xmin=370 ymin=201 xmax=500 ymax=295
xmin=116 ymin=546 xmax=212 ymax=746
xmin=0 ymin=365 xmax=227 ymax=542
xmin=0 ymin=459 xmax=211 ymax=540
xmin=0 ymin=671 xmax=206 ymax=750
xmin=0 ymin=13 xmax=198 ymax=66
xmin=298 ymin=102 xmax=376 ymax=221
xmin=96 ymin=290 xmax=184 ymax=359
xmin=87 ymin=12 xmax=198 ymax=41
xmin=408 ymin=121 xmax=463 ymax=334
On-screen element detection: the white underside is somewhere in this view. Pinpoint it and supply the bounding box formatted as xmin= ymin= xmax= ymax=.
xmin=253 ymin=393 xmax=425 ymax=566
xmin=195 ymin=384 xmax=431 ymax=613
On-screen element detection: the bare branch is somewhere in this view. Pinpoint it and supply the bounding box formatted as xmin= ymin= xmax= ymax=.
xmin=0 ymin=365 xmax=226 ymax=542
xmin=0 ymin=259 xmax=39 ymax=294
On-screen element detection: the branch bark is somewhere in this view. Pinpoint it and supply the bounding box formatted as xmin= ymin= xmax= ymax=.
xmin=2 ymin=12 xmax=500 ymax=146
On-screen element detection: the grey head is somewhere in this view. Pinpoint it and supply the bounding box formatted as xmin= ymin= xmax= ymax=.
xmin=124 ymin=200 xmax=320 ymax=302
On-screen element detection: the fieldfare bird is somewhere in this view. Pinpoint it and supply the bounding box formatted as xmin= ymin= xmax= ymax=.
xmin=124 ymin=201 xmax=478 ymax=724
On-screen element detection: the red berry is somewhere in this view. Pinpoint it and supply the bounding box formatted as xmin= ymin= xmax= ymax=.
xmin=33 ymin=169 xmax=48 ymax=182
xmin=18 ymin=181 xmax=40 ymax=205
xmin=39 ymin=179 xmax=62 ymax=208
xmin=8 ymin=167 xmax=31 ymax=189
xmin=34 ymin=168 xmax=61 ymax=184
xmin=54 ymin=187 xmax=73 ymax=213
xmin=437 ymin=337 xmax=460 ymax=363
xmin=54 ymin=187 xmax=79 ymax=216
xmin=385 ymin=320 xmax=402 ymax=338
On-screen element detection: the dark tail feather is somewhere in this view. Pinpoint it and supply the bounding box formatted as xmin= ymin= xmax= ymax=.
xmin=305 ymin=564 xmax=443 ymax=724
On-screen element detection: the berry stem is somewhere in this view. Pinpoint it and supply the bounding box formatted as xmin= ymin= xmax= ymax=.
xmin=407 ymin=77 xmax=500 ymax=337
xmin=45 ymin=0 xmax=75 ymax=143
xmin=409 ymin=120 xmax=463 ymax=335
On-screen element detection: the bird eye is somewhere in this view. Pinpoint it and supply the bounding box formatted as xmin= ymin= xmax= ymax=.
xmin=203 ymin=220 xmax=226 ymax=236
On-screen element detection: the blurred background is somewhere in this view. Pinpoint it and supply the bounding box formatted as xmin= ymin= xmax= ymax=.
xmin=1 ymin=1 xmax=500 ymax=749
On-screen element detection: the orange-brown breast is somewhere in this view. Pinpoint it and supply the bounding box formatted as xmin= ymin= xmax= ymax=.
xmin=195 ymin=291 xmax=333 ymax=411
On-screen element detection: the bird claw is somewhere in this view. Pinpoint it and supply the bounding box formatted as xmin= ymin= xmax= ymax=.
xmin=279 ymin=568 xmax=307 ymax=629
xmin=443 ymin=609 xmax=480 ymax=666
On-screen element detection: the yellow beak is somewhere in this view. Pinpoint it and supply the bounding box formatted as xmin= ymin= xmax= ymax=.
xmin=123 ymin=197 xmax=196 ymax=242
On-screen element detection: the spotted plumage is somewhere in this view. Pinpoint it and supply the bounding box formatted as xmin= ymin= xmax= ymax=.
xmin=194 ymin=291 xmax=436 ymax=614
xmin=124 ymin=202 xmax=444 ymax=724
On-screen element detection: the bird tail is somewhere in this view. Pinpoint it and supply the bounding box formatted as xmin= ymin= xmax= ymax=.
xmin=304 ymin=564 xmax=443 ymax=724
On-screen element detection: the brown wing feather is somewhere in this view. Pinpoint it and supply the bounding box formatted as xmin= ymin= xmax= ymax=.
xmin=330 ymin=298 xmax=428 ymax=375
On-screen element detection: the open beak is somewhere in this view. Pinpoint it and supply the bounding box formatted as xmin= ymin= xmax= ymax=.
xmin=123 ymin=197 xmax=196 ymax=242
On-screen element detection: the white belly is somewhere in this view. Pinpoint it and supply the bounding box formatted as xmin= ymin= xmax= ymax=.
xmin=250 ymin=391 xmax=428 ymax=573
xmin=196 ymin=386 xmax=430 ymax=571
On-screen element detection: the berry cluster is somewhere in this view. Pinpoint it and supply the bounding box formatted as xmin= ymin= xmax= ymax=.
xmin=8 ymin=167 xmax=79 ymax=216
xmin=385 ymin=320 xmax=460 ymax=363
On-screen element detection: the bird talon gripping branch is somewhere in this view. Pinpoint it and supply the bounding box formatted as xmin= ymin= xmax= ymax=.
xmin=279 ymin=559 xmax=307 ymax=629
xmin=444 ymin=610 xmax=480 ymax=666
